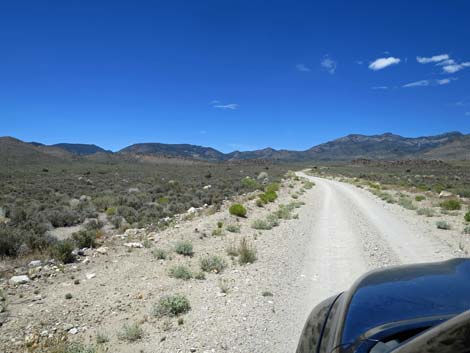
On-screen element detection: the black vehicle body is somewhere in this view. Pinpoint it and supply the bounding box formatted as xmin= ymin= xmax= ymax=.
xmin=296 ymin=258 xmax=470 ymax=353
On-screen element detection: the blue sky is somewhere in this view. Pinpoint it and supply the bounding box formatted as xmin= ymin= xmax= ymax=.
xmin=1 ymin=0 xmax=469 ymax=152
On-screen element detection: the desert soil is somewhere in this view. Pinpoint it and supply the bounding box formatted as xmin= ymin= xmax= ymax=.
xmin=0 ymin=172 xmax=466 ymax=353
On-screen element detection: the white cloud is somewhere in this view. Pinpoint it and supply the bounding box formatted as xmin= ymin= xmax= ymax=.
xmin=369 ymin=57 xmax=401 ymax=71
xmin=436 ymin=78 xmax=457 ymax=85
xmin=213 ymin=103 xmax=239 ymax=110
xmin=321 ymin=57 xmax=337 ymax=74
xmin=296 ymin=64 xmax=311 ymax=72
xmin=403 ymin=80 xmax=430 ymax=88
xmin=403 ymin=78 xmax=456 ymax=88
xmin=437 ymin=59 xmax=455 ymax=66
xmin=416 ymin=54 xmax=449 ymax=64
xmin=371 ymin=86 xmax=388 ymax=90
xmin=442 ymin=62 xmax=470 ymax=73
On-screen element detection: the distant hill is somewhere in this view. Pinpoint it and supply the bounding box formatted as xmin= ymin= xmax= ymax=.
xmin=50 ymin=143 xmax=108 ymax=156
xmin=1 ymin=131 xmax=469 ymax=165
xmin=119 ymin=143 xmax=226 ymax=161
xmin=0 ymin=137 xmax=74 ymax=165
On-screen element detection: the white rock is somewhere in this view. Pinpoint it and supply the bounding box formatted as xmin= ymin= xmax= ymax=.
xmin=187 ymin=207 xmax=197 ymax=214
xmin=439 ymin=191 xmax=453 ymax=198
xmin=9 ymin=275 xmax=30 ymax=285
xmin=95 ymin=247 xmax=108 ymax=254
xmin=68 ymin=327 xmax=79 ymax=335
xmin=203 ymin=185 xmax=211 ymax=189
xmin=28 ymin=260 xmax=42 ymax=267
xmin=123 ymin=242 xmax=143 ymax=248
xmin=85 ymin=273 xmax=96 ymax=280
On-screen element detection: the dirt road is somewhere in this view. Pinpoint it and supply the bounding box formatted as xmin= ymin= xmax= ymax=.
xmin=282 ymin=173 xmax=457 ymax=352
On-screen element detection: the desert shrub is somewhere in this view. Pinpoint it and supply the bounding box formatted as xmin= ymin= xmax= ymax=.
xmin=226 ymin=224 xmax=240 ymax=233
xmin=417 ymin=208 xmax=435 ymax=217
xmin=436 ymin=221 xmax=451 ymax=230
xmin=275 ymin=204 xmax=293 ymax=220
xmin=212 ymin=227 xmax=223 ymax=236
xmin=415 ymin=195 xmax=425 ymax=202
xmin=116 ymin=206 xmax=139 ymax=224
xmin=259 ymin=190 xmax=277 ymax=204
xmin=226 ymin=242 xmax=239 ymax=256
xmin=251 ymin=219 xmax=272 ymax=230
xmin=152 ymin=248 xmax=167 ymax=260
xmin=40 ymin=341 xmax=98 ymax=353
xmin=84 ymin=219 xmax=103 ymax=231
xmin=105 ymin=207 xmax=116 ymax=216
xmin=175 ymin=241 xmax=194 ymax=257
xmin=241 ymin=177 xmax=259 ymax=191
xmin=229 ymin=204 xmax=247 ymax=217
xmin=303 ymin=181 xmax=315 ymax=189
xmin=440 ymin=199 xmax=461 ymax=211
xmin=194 ymin=271 xmax=206 ymax=280
xmin=0 ymin=288 xmax=7 ymax=313
xmin=398 ymin=197 xmax=416 ymax=210
xmin=200 ymin=255 xmax=227 ymax=273
xmin=266 ymin=213 xmax=280 ymax=227
xmin=51 ymin=240 xmax=75 ymax=264
xmin=465 ymin=212 xmax=470 ymax=223
xmin=168 ymin=265 xmax=193 ymax=280
xmin=265 ymin=183 xmax=280 ymax=193
xmin=238 ymin=238 xmax=257 ymax=265
xmin=153 ymin=294 xmax=191 ymax=317
xmin=96 ymin=332 xmax=109 ymax=344
xmin=72 ymin=230 xmax=97 ymax=248
xmin=463 ymin=226 xmax=470 ymax=235
xmin=256 ymin=199 xmax=265 ymax=207
xmin=456 ymin=188 xmax=470 ymax=198
xmin=46 ymin=208 xmax=81 ymax=227
xmin=262 ymin=291 xmax=273 ymax=297
xmin=118 ymin=323 xmax=143 ymax=342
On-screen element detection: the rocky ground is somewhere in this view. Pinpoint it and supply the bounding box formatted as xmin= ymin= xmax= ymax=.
xmin=1 ymin=170 xmax=468 ymax=353
xmin=0 ymin=175 xmax=313 ymax=353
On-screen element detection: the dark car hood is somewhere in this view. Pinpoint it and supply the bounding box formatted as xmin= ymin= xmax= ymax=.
xmin=340 ymin=258 xmax=470 ymax=344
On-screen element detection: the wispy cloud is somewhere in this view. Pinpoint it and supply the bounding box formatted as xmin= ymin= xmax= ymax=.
xmin=436 ymin=78 xmax=456 ymax=85
xmin=403 ymin=78 xmax=456 ymax=88
xmin=371 ymin=86 xmax=389 ymax=90
xmin=442 ymin=62 xmax=470 ymax=73
xmin=416 ymin=54 xmax=449 ymax=64
xmin=369 ymin=57 xmax=401 ymax=71
xmin=296 ymin=64 xmax=311 ymax=72
xmin=403 ymin=80 xmax=430 ymax=88
xmin=321 ymin=56 xmax=337 ymax=74
xmin=417 ymin=54 xmax=470 ymax=74
xmin=213 ymin=103 xmax=239 ymax=110
xmin=210 ymin=100 xmax=239 ymax=110
xmin=465 ymin=112 xmax=470 ymax=116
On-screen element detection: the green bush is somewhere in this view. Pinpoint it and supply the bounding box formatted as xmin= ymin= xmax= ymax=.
xmin=72 ymin=230 xmax=97 ymax=248
xmin=241 ymin=177 xmax=259 ymax=191
xmin=259 ymin=190 xmax=277 ymax=204
xmin=436 ymin=221 xmax=451 ymax=230
xmin=168 ymin=265 xmax=193 ymax=280
xmin=415 ymin=195 xmax=425 ymax=202
xmin=229 ymin=204 xmax=247 ymax=217
xmin=265 ymin=183 xmax=280 ymax=193
xmin=175 ymin=241 xmax=194 ymax=257
xmin=51 ymin=240 xmax=76 ymax=264
xmin=200 ymin=255 xmax=227 ymax=273
xmin=153 ymin=294 xmax=191 ymax=317
xmin=238 ymin=238 xmax=257 ymax=265
xmin=464 ymin=212 xmax=470 ymax=223
xmin=440 ymin=199 xmax=461 ymax=211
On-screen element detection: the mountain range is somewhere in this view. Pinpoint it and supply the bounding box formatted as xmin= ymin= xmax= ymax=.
xmin=1 ymin=132 xmax=469 ymax=165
